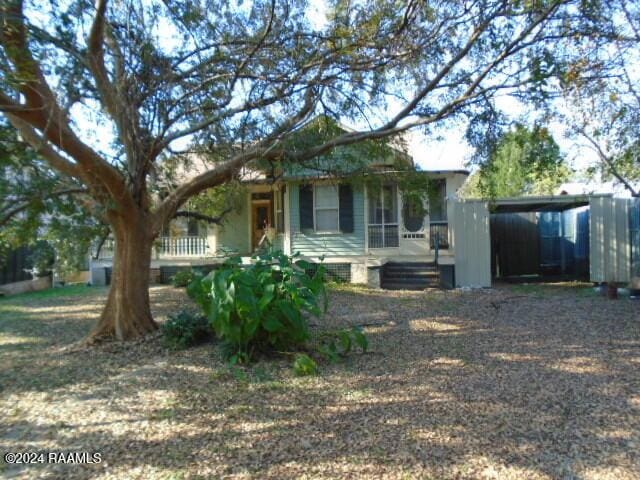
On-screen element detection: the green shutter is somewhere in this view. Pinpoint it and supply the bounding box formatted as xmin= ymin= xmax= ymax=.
xmin=299 ymin=184 xmax=314 ymax=230
xmin=339 ymin=184 xmax=354 ymax=233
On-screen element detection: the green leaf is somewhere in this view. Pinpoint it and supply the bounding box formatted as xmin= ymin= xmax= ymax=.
xmin=293 ymin=354 xmax=318 ymax=376
xmin=338 ymin=330 xmax=352 ymax=354
xmin=258 ymin=283 xmax=275 ymax=311
xmin=352 ymin=328 xmax=368 ymax=352
xmin=262 ymin=315 xmax=284 ymax=332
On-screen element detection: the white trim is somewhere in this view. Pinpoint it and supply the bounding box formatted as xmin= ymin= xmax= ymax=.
xmin=284 ymin=185 xmax=291 ymax=255
xmin=364 ymin=185 xmax=369 ymax=253
xmin=245 ymin=192 xmax=252 ymax=253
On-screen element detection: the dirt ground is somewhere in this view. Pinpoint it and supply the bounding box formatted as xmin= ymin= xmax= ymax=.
xmin=0 ymin=283 xmax=639 ymax=479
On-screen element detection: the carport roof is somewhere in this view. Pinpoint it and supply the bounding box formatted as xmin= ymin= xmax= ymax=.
xmin=466 ymin=194 xmax=612 ymax=213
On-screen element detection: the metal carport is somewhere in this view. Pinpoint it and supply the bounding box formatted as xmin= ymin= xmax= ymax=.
xmin=452 ymin=195 xmax=633 ymax=287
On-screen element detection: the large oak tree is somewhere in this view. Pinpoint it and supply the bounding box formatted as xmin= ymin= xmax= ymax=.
xmin=0 ymin=0 xmax=606 ymax=341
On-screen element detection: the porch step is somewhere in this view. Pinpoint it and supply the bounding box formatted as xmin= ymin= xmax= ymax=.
xmin=383 ymin=271 xmax=439 ymax=279
xmin=381 ymin=262 xmax=440 ymax=290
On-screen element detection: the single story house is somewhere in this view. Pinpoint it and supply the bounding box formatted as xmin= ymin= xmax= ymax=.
xmin=92 ymin=130 xmax=469 ymax=289
xmin=90 ymin=127 xmax=640 ymax=290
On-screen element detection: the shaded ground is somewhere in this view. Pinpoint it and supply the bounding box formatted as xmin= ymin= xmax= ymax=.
xmin=0 ymin=283 xmax=639 ymax=479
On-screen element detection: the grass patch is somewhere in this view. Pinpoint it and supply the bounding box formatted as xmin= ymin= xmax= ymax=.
xmin=0 ymin=284 xmax=103 ymax=305
xmin=503 ymin=281 xmax=596 ymax=298
xmin=327 ymin=282 xmax=372 ymax=293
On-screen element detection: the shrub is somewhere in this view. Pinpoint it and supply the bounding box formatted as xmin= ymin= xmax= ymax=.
xmin=293 ymin=354 xmax=318 ymax=376
xmin=171 ymin=269 xmax=196 ymax=288
xmin=161 ymin=310 xmax=212 ymax=350
xmin=187 ymin=252 xmax=327 ymax=363
xmin=317 ymin=327 xmax=369 ymax=363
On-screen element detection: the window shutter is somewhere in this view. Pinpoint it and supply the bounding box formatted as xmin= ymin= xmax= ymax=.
xmin=339 ymin=184 xmax=354 ymax=233
xmin=299 ymin=184 xmax=314 ymax=230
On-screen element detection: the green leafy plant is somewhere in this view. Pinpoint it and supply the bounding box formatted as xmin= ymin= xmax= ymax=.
xmin=293 ymin=354 xmax=318 ymax=376
xmin=161 ymin=310 xmax=212 ymax=350
xmin=187 ymin=252 xmax=327 ymax=363
xmin=317 ymin=327 xmax=369 ymax=363
xmin=171 ymin=268 xmax=196 ymax=288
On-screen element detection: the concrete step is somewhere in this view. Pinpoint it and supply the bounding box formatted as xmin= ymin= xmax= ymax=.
xmin=384 ymin=262 xmax=436 ymax=268
xmin=381 ymin=262 xmax=440 ymax=290
xmin=381 ymin=280 xmax=440 ymax=290
xmin=383 ymin=271 xmax=439 ymax=279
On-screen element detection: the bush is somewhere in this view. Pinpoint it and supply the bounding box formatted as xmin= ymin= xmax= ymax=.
xmin=293 ymin=354 xmax=318 ymax=376
xmin=316 ymin=327 xmax=369 ymax=363
xmin=171 ymin=269 xmax=196 ymax=288
xmin=161 ymin=310 xmax=212 ymax=350
xmin=187 ymin=252 xmax=327 ymax=364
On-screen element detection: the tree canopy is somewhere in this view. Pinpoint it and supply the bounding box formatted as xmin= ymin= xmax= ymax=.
xmin=462 ymin=124 xmax=570 ymax=198
xmin=559 ymin=0 xmax=639 ymax=196
xmin=0 ymin=121 xmax=107 ymax=274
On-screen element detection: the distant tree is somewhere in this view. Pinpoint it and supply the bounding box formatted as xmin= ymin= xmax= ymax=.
xmin=463 ymin=124 xmax=570 ymax=198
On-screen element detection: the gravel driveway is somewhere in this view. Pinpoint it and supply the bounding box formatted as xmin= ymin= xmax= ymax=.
xmin=1 ymin=284 xmax=639 ymax=479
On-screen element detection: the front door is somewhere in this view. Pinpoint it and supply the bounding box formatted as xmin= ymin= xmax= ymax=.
xmin=252 ymin=201 xmax=272 ymax=250
xmin=367 ymin=184 xmax=399 ymax=249
xmin=400 ymin=193 xmax=429 ymax=255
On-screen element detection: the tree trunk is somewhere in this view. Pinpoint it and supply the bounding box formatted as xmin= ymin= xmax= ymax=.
xmin=87 ymin=220 xmax=158 ymax=342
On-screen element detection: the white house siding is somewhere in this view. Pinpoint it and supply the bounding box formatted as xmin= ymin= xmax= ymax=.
xmin=216 ymin=193 xmax=251 ymax=255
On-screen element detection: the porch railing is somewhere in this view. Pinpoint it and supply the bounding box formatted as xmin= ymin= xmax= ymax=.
xmin=158 ymin=236 xmax=208 ymax=257
xmin=429 ymin=222 xmax=449 ymax=250
xmin=368 ymin=224 xmax=399 ymax=248
xmin=94 ymin=236 xmax=208 ymax=259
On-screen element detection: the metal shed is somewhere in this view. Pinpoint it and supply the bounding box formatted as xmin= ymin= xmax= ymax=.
xmin=453 ymin=194 xmax=634 ymax=288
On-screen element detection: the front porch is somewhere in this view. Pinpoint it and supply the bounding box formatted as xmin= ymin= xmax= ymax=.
xmin=364 ymin=180 xmax=452 ymax=256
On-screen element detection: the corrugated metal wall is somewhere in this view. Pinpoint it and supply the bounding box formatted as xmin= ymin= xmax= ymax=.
xmin=631 ymin=199 xmax=640 ymax=281
xmin=490 ymin=212 xmax=539 ymax=277
xmin=589 ymin=197 xmax=631 ymax=283
xmin=452 ymin=200 xmax=491 ymax=287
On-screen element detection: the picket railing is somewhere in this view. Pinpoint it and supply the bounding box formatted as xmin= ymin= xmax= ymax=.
xmin=95 ymin=236 xmax=208 ymax=259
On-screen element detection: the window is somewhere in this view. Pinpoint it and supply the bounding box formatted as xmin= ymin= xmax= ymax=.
xmin=314 ymin=184 xmax=339 ymax=232
xmin=429 ymin=179 xmax=447 ymax=222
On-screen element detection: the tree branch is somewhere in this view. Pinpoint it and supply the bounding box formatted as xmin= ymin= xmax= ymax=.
xmin=152 ymin=84 xmax=320 ymax=228
xmin=579 ymin=127 xmax=639 ymax=197
xmin=0 ymin=0 xmax=133 ymax=209
xmin=0 ymin=188 xmax=88 ymax=227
